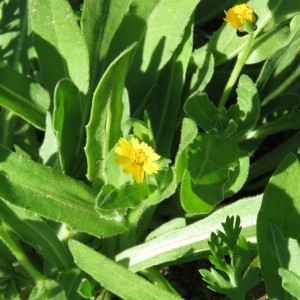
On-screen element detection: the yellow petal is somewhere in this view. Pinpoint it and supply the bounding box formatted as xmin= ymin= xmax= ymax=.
xmin=123 ymin=162 xmax=134 ymax=174
xmin=143 ymin=161 xmax=160 ymax=175
xmin=118 ymin=138 xmax=133 ymax=150
xmin=132 ymin=164 xmax=144 ymax=183
xmin=131 ymin=137 xmax=140 ymax=150
xmin=114 ymin=146 xmax=132 ymax=157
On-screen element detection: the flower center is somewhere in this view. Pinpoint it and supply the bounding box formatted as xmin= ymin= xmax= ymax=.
xmin=130 ymin=149 xmax=148 ymax=165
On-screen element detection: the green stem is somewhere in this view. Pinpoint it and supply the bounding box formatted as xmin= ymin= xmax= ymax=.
xmin=218 ymin=32 xmax=254 ymax=108
xmin=0 ymin=226 xmax=44 ymax=282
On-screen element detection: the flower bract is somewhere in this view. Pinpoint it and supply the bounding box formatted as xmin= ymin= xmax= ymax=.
xmin=114 ymin=137 xmax=160 ymax=183
xmin=224 ymin=4 xmax=256 ymax=29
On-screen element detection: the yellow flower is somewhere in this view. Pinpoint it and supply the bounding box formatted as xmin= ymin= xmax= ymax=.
xmin=114 ymin=137 xmax=160 ymax=183
xmin=224 ymin=4 xmax=256 ymax=29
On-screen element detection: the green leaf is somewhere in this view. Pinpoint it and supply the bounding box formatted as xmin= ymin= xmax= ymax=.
xmin=95 ymin=183 xmax=154 ymax=220
xmin=279 ymin=268 xmax=300 ymax=299
xmin=116 ymin=195 xmax=262 ymax=272
xmin=259 ymin=37 xmax=300 ymax=105
xmin=38 ymin=112 xmax=60 ymax=167
xmin=257 ymin=153 xmax=300 ymax=299
xmin=227 ymin=75 xmax=260 ymax=135
xmin=248 ymin=131 xmax=300 ymax=182
xmin=189 ymin=49 xmax=214 ymax=94
xmin=150 ymin=16 xmax=193 ymax=156
xmin=224 ymin=151 xmax=249 ymax=198
xmin=263 ymin=0 xmax=300 ymax=31
xmin=266 ymin=223 xmax=300 ymax=280
xmin=69 ymin=240 xmax=183 ymax=300
xmin=0 ymin=200 xmax=72 ymax=270
xmin=145 ymin=218 xmax=186 ymax=242
xmin=174 ymin=118 xmax=198 ymax=184
xmin=81 ymin=0 xmax=131 ymax=90
xmin=31 ymin=0 xmax=89 ymax=94
xmin=0 ymin=0 xmax=32 ymax=72
xmin=85 ymin=44 xmax=135 ymax=188
xmin=53 ymin=79 xmax=83 ymax=176
xmin=0 ymin=63 xmax=48 ymax=130
xmin=0 ymin=144 xmax=126 ymax=238
xmin=247 ymin=25 xmax=290 ymax=64
xmin=180 ymin=134 xmax=239 ymax=214
xmin=127 ymin=0 xmax=201 ymax=109
xmin=137 ymin=0 xmax=198 ymax=74
xmin=146 ymin=168 xmax=176 ymax=206
xmin=29 ymin=280 xmax=67 ymax=300
xmin=184 ymin=92 xmax=219 ymax=133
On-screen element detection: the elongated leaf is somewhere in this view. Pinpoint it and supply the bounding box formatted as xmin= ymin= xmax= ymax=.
xmin=53 ymin=79 xmax=83 ymax=176
xmin=31 ymin=0 xmax=89 ymax=94
xmin=247 ymin=25 xmax=290 ymax=64
xmin=116 ymin=195 xmax=262 ymax=272
xmin=0 ymin=144 xmax=126 ymax=238
xmin=151 ymin=16 xmax=193 ymax=156
xmin=189 ymin=49 xmax=214 ymax=94
xmin=257 ymin=153 xmax=300 ymax=299
xmin=0 ymin=200 xmax=72 ymax=270
xmin=261 ymin=38 xmax=300 ymax=105
xmin=0 ymin=0 xmax=32 ymax=72
xmin=127 ymin=0 xmax=201 ymax=109
xmin=85 ymin=44 xmax=135 ymax=188
xmin=81 ymin=0 xmax=131 ymax=90
xmin=0 ymin=63 xmax=48 ymax=130
xmin=69 ymin=240 xmax=182 ymax=300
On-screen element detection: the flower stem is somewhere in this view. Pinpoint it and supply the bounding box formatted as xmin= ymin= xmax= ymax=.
xmin=218 ymin=32 xmax=254 ymax=108
xmin=0 ymin=226 xmax=44 ymax=282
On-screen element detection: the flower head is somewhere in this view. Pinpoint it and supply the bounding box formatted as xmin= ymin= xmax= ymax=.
xmin=114 ymin=137 xmax=160 ymax=183
xmin=224 ymin=4 xmax=256 ymax=30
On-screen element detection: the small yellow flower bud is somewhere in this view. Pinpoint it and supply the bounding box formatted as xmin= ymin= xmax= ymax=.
xmin=224 ymin=4 xmax=256 ymax=31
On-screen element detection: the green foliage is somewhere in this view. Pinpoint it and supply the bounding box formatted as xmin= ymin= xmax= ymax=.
xmin=199 ymin=216 xmax=261 ymax=299
xmin=0 ymin=0 xmax=299 ymax=298
xmin=69 ymin=240 xmax=182 ymax=300
xmin=257 ymin=153 xmax=300 ymax=299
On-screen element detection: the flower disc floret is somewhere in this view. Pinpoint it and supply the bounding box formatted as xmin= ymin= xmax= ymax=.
xmin=114 ymin=137 xmax=160 ymax=183
xmin=224 ymin=4 xmax=256 ymax=29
